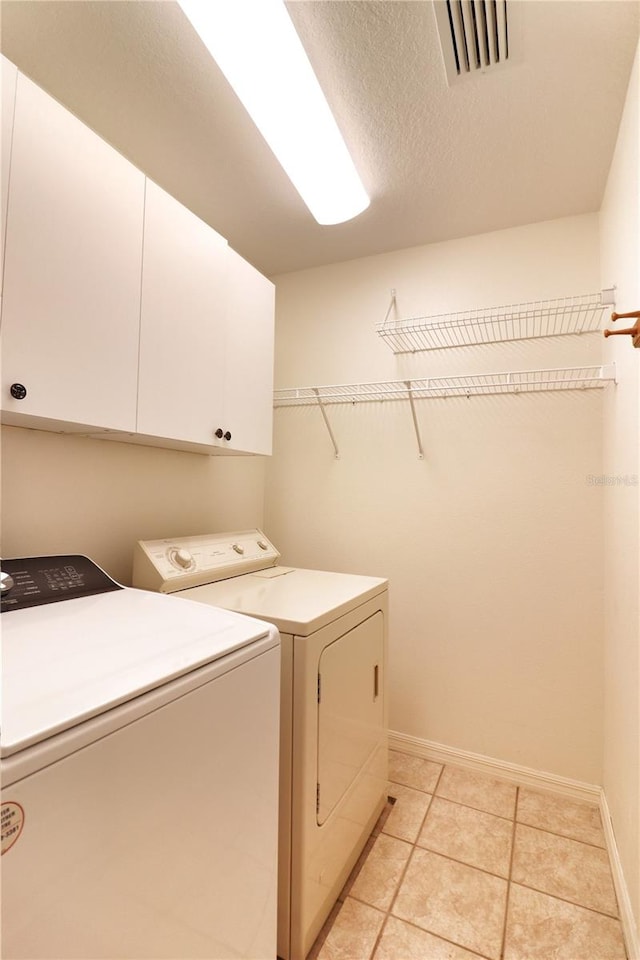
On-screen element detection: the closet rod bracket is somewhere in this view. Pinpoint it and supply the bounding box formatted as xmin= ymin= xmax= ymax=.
xmin=382 ymin=289 xmax=397 ymax=327
xmin=312 ymin=388 xmax=340 ymax=459
xmin=405 ymin=381 xmax=425 ymax=459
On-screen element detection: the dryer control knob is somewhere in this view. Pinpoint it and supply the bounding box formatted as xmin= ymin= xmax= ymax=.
xmin=232 ymin=544 xmax=245 ymax=555
xmin=174 ymin=548 xmax=193 ymax=569
xmin=257 ymin=541 xmax=268 ymax=550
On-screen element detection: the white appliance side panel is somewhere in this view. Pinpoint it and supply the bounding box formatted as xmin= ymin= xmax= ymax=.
xmin=317 ymin=612 xmax=385 ymax=825
xmin=1 ymin=646 xmax=280 ymax=960
xmin=277 ymin=633 xmax=294 ymax=960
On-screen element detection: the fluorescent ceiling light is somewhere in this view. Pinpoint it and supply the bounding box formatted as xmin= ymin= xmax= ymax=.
xmin=177 ymin=0 xmax=370 ymax=226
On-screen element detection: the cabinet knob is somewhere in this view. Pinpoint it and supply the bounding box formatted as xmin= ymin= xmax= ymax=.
xmin=215 ymin=428 xmax=224 ymax=439
xmin=224 ymin=430 xmax=232 ymax=442
xmin=10 ymin=383 xmax=27 ymax=400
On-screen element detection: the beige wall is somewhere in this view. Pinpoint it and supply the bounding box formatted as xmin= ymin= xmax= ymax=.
xmin=600 ymin=41 xmax=640 ymax=933
xmin=267 ymin=213 xmax=605 ymax=784
xmin=0 ymin=426 xmax=266 ymax=584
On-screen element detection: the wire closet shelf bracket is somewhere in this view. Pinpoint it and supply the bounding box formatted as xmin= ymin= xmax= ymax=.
xmin=273 ymin=365 xmax=617 ymax=459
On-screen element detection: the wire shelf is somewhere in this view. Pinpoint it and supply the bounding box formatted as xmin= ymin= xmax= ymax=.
xmin=376 ymin=291 xmax=614 ymax=354
xmin=274 ymin=365 xmax=616 ymax=407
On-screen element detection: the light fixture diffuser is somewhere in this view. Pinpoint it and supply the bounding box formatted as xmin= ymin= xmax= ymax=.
xmin=178 ymin=0 xmax=370 ymax=225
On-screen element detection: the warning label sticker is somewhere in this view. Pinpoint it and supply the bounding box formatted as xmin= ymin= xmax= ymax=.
xmin=1 ymin=802 xmax=25 ymax=855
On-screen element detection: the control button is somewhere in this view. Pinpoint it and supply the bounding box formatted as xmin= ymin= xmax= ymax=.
xmin=1 ymin=572 xmax=15 ymax=593
xmin=174 ymin=548 xmax=193 ymax=569
xmin=232 ymin=544 xmax=245 ymax=555
xmin=257 ymin=541 xmax=268 ymax=550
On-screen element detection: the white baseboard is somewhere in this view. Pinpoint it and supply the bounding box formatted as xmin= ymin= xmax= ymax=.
xmin=388 ymin=730 xmax=601 ymax=801
xmin=388 ymin=730 xmax=639 ymax=959
xmin=600 ymin=792 xmax=640 ymax=960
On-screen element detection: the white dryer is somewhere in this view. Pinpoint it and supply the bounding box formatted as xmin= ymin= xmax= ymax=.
xmin=1 ymin=554 xmax=280 ymax=960
xmin=133 ymin=531 xmax=388 ymax=960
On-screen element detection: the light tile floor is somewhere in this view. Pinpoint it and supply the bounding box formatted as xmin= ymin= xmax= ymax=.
xmin=309 ymin=749 xmax=627 ymax=960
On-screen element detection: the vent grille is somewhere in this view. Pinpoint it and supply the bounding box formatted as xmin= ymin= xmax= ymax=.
xmin=434 ymin=0 xmax=509 ymax=84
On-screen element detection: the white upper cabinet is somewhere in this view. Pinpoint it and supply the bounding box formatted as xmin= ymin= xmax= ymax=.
xmin=0 ymin=66 xmax=275 ymax=455
xmin=222 ymin=248 xmax=275 ymax=456
xmin=1 ymin=71 xmax=144 ymax=431
xmin=1 ymin=55 xmax=18 ymax=302
xmin=138 ymin=182 xmax=274 ymax=455
xmin=137 ymin=179 xmax=229 ymax=448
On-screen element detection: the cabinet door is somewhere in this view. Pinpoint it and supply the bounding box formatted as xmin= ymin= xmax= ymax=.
xmin=137 ymin=179 xmax=229 ymax=447
xmin=222 ymin=248 xmax=275 ymax=455
xmin=1 ymin=55 xmax=18 ymax=304
xmin=1 ymin=72 xmax=144 ymax=431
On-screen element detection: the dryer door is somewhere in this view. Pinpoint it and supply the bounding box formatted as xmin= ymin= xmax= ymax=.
xmin=317 ymin=611 xmax=384 ymax=825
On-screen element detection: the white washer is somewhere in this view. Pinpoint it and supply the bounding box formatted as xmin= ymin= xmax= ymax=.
xmin=133 ymin=530 xmax=388 ymax=960
xmin=1 ymin=554 xmax=280 ymax=960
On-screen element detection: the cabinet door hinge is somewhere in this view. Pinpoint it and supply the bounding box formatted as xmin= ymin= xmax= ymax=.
xmin=316 ymin=782 xmax=320 ymax=815
xmin=317 ymin=674 xmax=321 ymax=704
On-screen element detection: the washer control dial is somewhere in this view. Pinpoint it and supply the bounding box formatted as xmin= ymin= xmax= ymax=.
xmin=1 ymin=571 xmax=15 ymax=593
xmin=232 ymin=544 xmax=245 ymax=555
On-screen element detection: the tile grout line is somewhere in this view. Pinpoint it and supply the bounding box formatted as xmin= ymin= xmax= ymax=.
xmin=406 ymin=842 xmax=512 ymax=883
xmin=500 ymin=785 xmax=520 ymax=960
xmin=389 ymin=777 xmax=516 ymax=822
xmin=367 ymin=762 xmax=447 ymax=959
xmin=384 ymin=760 xmax=516 ymax=959
xmin=378 ymin=799 xmax=623 ymax=929
xmin=332 ymin=751 xmax=622 ymax=960
xmin=381 ymin=913 xmax=494 ymax=960
xmin=511 ymin=879 xmax=621 ymax=922
xmin=361 ymin=751 xmax=624 ymax=960
xmin=390 ymin=777 xmax=608 ymax=849
xmin=515 ymin=818 xmax=608 ymax=851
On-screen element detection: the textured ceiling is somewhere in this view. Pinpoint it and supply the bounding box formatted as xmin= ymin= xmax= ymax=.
xmin=1 ymin=1 xmax=638 ymax=277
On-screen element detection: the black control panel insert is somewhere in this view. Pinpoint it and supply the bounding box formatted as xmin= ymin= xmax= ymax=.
xmin=1 ymin=556 xmax=122 ymax=613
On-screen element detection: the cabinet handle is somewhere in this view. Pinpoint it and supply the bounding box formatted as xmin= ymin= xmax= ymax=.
xmin=10 ymin=383 xmax=27 ymax=400
xmin=374 ymin=663 xmax=379 ymax=700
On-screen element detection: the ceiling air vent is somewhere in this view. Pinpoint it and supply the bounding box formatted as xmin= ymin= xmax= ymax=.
xmin=433 ymin=0 xmax=509 ymax=85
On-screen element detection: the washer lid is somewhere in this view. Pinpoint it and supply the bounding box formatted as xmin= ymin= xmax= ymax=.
xmin=1 ymin=587 xmax=275 ymax=757
xmin=180 ymin=567 xmax=388 ymax=636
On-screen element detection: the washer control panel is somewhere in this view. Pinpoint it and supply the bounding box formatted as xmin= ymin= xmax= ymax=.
xmin=1 ymin=555 xmax=121 ymax=612
xmin=133 ymin=529 xmax=280 ymax=594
